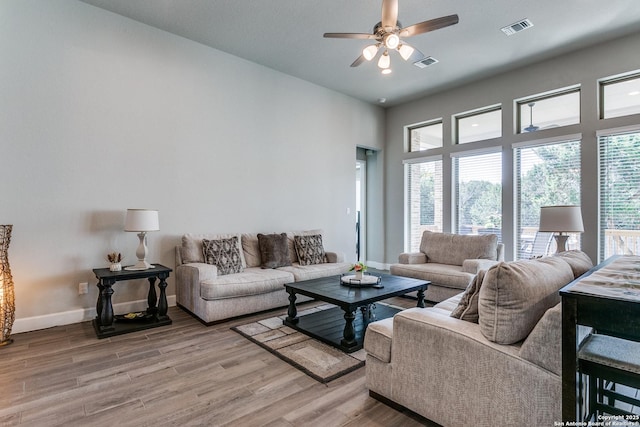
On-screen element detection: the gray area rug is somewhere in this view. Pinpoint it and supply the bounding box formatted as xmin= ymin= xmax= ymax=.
xmin=231 ymin=304 xmax=367 ymax=383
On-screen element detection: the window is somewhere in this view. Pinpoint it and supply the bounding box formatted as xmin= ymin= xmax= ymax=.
xmin=405 ymin=158 xmax=443 ymax=252
xmin=453 ymin=150 xmax=502 ymax=240
xmin=408 ymin=121 xmax=443 ymax=151
xmin=601 ymin=73 xmax=640 ymax=119
xmin=517 ymin=89 xmax=580 ymax=134
xmin=456 ymin=107 xmax=502 ymax=144
xmin=515 ymin=137 xmax=581 ymax=259
xmin=599 ymin=128 xmax=640 ymax=260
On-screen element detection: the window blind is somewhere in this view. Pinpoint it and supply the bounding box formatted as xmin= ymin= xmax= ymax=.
xmin=599 ymin=129 xmax=640 ymax=260
xmin=405 ymin=159 xmax=443 ymax=252
xmin=515 ymin=139 xmax=581 ymax=259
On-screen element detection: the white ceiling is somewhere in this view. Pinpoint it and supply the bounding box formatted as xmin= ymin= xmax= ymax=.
xmin=79 ymin=0 xmax=640 ymax=106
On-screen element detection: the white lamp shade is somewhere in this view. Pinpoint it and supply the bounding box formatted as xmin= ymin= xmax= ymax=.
xmin=539 ymin=205 xmax=584 ymax=233
xmin=124 ymin=209 xmax=159 ymax=232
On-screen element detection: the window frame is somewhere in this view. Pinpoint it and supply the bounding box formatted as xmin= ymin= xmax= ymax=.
xmin=599 ymin=71 xmax=640 ymax=120
xmin=454 ymin=105 xmax=502 ymax=145
xmin=405 ymin=119 xmax=444 ymax=152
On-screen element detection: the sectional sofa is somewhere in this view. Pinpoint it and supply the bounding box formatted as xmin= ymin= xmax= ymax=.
xmin=365 ymin=250 xmax=593 ymax=426
xmin=175 ymin=230 xmax=351 ymax=324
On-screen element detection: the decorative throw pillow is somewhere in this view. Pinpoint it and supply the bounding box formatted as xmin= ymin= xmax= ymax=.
xmin=257 ymin=233 xmax=291 ymax=269
xmin=294 ymin=234 xmax=325 ymax=265
xmin=202 ymin=237 xmax=243 ymax=275
xmin=450 ymin=269 xmax=487 ymax=323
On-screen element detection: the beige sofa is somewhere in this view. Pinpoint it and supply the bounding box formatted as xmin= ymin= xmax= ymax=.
xmin=365 ymin=251 xmax=593 ymax=427
xmin=175 ymin=230 xmax=350 ymax=324
xmin=390 ymin=231 xmax=504 ymax=302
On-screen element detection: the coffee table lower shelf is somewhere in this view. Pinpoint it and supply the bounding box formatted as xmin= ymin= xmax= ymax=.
xmin=283 ymin=304 xmax=400 ymax=353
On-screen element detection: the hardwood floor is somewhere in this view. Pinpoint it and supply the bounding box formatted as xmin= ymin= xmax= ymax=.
xmin=0 ymin=297 xmax=433 ymax=426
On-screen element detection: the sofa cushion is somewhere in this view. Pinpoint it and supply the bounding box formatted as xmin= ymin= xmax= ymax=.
xmin=202 ymin=237 xmax=244 ymax=275
xmin=450 ymin=270 xmax=486 ymax=323
xmin=420 ymin=231 xmax=498 ymax=266
xmin=478 ymin=257 xmax=573 ymax=344
xmin=181 ymin=233 xmax=246 ymax=267
xmin=200 ymin=267 xmax=293 ymax=300
xmin=241 ymin=233 xmax=262 ymax=268
xmin=294 ymin=234 xmax=325 ymax=265
xmin=278 ymin=262 xmax=351 ymax=281
xmin=389 ymin=262 xmax=474 ymax=290
xmin=553 ymin=250 xmax=593 ymax=278
xmin=258 ymin=233 xmax=291 ymax=269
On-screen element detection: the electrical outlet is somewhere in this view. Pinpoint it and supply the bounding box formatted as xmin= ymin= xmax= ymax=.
xmin=78 ymin=282 xmax=89 ymax=295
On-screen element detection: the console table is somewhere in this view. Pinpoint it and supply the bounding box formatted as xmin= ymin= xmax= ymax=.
xmin=560 ymin=255 xmax=640 ymax=422
xmin=92 ymin=264 xmax=172 ymax=339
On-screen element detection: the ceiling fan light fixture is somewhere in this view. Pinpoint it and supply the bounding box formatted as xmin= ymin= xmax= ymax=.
xmin=362 ymin=44 xmax=379 ymax=61
xmin=383 ymin=33 xmax=400 ymax=50
xmin=378 ymin=50 xmax=391 ymax=69
xmin=381 ymin=68 xmax=392 ymax=75
xmin=398 ymin=43 xmax=415 ymax=61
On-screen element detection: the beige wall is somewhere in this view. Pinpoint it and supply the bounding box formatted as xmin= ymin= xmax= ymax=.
xmin=384 ymin=31 xmax=640 ymax=264
xmin=0 ymin=0 xmax=384 ymax=331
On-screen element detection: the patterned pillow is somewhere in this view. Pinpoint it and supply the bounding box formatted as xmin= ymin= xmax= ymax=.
xmin=202 ymin=237 xmax=243 ymax=275
xmin=294 ymin=234 xmax=325 ymax=265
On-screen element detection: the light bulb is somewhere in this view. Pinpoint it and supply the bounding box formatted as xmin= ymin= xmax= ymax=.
xmin=381 ymin=68 xmax=392 ymax=75
xmin=378 ymin=51 xmax=390 ymax=69
xmin=384 ymin=33 xmax=400 ymax=50
xmin=398 ymin=44 xmax=415 ymax=61
xmin=362 ymin=44 xmax=378 ymax=61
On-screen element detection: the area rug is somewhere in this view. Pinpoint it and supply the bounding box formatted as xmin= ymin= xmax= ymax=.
xmin=231 ymin=304 xmax=368 ymax=383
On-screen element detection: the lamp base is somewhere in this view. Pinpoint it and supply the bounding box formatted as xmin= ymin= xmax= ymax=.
xmin=554 ymin=234 xmax=570 ymax=253
xmin=0 ymin=338 xmax=14 ymax=347
xmin=125 ymin=261 xmax=155 ymax=271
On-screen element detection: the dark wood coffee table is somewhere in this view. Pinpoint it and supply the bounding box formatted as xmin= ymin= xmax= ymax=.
xmin=283 ymin=274 xmax=429 ymax=353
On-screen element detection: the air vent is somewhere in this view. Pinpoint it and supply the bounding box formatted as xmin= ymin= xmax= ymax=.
xmin=501 ymin=18 xmax=534 ymax=36
xmin=414 ymin=56 xmax=439 ymax=69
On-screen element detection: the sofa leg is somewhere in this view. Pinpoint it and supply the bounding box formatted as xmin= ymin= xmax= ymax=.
xmin=368 ymin=391 xmax=441 ymax=426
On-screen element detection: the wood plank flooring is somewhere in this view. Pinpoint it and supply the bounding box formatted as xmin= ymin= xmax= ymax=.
xmin=0 ymin=297 xmax=434 ymax=427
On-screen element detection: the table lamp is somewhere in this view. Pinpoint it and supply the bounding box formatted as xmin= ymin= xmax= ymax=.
xmin=124 ymin=209 xmax=159 ymax=270
xmin=538 ymin=205 xmax=584 ymax=253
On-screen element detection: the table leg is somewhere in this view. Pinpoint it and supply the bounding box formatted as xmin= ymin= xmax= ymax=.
xmin=285 ymin=289 xmax=298 ymax=323
xmin=99 ymin=280 xmax=115 ymax=330
xmin=417 ymin=288 xmax=426 ymax=308
xmin=147 ymin=277 xmax=158 ymax=315
xmin=562 ymin=297 xmax=578 ymax=422
xmin=341 ymin=309 xmax=357 ymax=349
xmin=95 ymin=282 xmax=104 ymax=324
xmin=157 ymin=275 xmax=169 ymax=319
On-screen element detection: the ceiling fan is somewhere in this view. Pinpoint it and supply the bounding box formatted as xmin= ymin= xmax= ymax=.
xmin=524 ymin=102 xmax=540 ymax=132
xmin=323 ymin=0 xmax=458 ymax=74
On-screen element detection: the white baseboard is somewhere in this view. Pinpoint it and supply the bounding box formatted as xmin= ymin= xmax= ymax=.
xmin=367 ymin=260 xmax=391 ymax=271
xmin=12 ymin=295 xmax=177 ymax=334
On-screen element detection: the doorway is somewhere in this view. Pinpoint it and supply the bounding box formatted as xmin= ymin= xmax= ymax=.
xmin=356 ymin=159 xmax=366 ymax=262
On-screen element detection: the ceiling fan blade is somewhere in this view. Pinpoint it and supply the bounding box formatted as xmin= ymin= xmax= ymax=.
xmin=350 ymin=54 xmax=366 ymax=67
xmin=381 ymin=0 xmax=399 ymax=30
xmin=400 ymin=14 xmax=459 ymax=38
xmin=323 ymin=32 xmax=377 ymax=40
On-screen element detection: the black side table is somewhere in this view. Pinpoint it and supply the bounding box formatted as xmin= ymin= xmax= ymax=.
xmin=92 ymin=264 xmax=172 ymax=339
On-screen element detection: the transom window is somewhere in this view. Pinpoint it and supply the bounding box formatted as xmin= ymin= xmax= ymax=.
xmin=601 ymin=73 xmax=640 ymax=119
xmin=517 ymin=89 xmax=580 ymax=134
xmin=408 ymin=121 xmax=443 ymax=152
xmin=456 ymin=107 xmax=502 ymax=144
